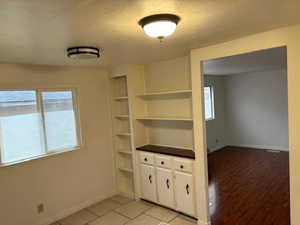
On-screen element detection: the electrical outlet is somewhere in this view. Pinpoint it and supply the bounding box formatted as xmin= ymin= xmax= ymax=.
xmin=37 ymin=203 xmax=44 ymax=214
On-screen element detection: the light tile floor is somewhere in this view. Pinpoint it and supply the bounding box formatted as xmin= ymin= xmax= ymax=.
xmin=51 ymin=195 xmax=197 ymax=225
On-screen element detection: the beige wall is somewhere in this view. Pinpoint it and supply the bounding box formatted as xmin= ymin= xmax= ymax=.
xmin=0 ymin=63 xmax=116 ymax=225
xmin=225 ymin=69 xmax=288 ymax=151
xmin=191 ymin=24 xmax=300 ymax=225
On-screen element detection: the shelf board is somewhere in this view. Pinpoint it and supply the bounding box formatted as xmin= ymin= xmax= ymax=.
xmin=115 ymin=115 xmax=129 ymax=119
xmin=136 ymin=116 xmax=193 ymax=122
xmin=116 ymin=132 xmax=131 ymax=136
xmin=114 ymin=96 xmax=128 ymax=101
xmin=111 ymin=74 xmax=127 ymax=79
xmin=118 ymin=167 xmax=133 ymax=173
xmin=136 ymin=89 xmax=192 ymax=97
xmin=118 ymin=150 xmax=132 ymax=155
xmin=136 ymin=144 xmax=195 ymax=159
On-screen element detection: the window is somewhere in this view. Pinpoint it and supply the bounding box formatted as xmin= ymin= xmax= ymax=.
xmin=204 ymin=86 xmax=215 ymax=120
xmin=0 ymin=89 xmax=81 ymax=165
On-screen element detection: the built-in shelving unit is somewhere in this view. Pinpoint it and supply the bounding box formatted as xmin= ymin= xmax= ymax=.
xmin=110 ymin=72 xmax=135 ymax=198
xmin=109 ymin=57 xmax=194 ymax=200
xmin=132 ymin=56 xmax=194 ymax=151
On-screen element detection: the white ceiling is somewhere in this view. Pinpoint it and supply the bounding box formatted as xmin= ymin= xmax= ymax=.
xmin=0 ymin=0 xmax=299 ymax=67
xmin=203 ymin=47 xmax=287 ymax=75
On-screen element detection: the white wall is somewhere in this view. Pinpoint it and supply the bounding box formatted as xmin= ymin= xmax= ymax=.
xmin=0 ymin=63 xmax=116 ymax=225
xmin=204 ymin=75 xmax=227 ymax=152
xmin=205 ymin=69 xmax=288 ymax=152
xmin=225 ymin=69 xmax=288 ymax=151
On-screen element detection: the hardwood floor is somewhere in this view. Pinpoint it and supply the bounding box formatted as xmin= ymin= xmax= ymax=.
xmin=208 ymin=146 xmax=290 ymax=225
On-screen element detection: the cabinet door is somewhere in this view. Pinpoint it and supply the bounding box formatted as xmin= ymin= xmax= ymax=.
xmin=140 ymin=164 xmax=157 ymax=202
xmin=175 ymin=171 xmax=195 ymax=216
xmin=156 ymin=167 xmax=175 ymax=208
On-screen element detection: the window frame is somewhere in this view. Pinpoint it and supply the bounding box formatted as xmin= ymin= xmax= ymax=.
xmin=204 ymin=85 xmax=215 ymax=121
xmin=0 ymin=87 xmax=82 ymax=167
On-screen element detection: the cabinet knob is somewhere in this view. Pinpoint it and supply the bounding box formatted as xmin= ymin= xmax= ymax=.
xmin=180 ymin=165 xmax=184 ymax=169
xmin=144 ymin=158 xmax=148 ymax=162
xmin=161 ymin=161 xmax=164 ymax=165
xmin=149 ymin=175 xmax=152 ymax=184
xmin=166 ymin=179 xmax=170 ymax=189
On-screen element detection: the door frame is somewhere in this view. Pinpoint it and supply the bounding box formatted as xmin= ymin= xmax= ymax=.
xmin=190 ymin=25 xmax=300 ymax=225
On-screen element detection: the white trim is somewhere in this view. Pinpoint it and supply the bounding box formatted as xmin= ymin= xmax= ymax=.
xmin=38 ymin=191 xmax=118 ymax=225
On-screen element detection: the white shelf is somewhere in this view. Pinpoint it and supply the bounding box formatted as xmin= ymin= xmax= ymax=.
xmin=118 ymin=150 xmax=132 ymax=155
xmin=115 ymin=115 xmax=129 ymax=119
xmin=111 ymin=74 xmax=127 ymax=79
xmin=136 ymin=89 xmax=192 ymax=97
xmin=114 ymin=96 xmax=128 ymax=101
xmin=116 ymin=132 xmax=131 ymax=136
xmin=135 ymin=116 xmax=193 ymax=122
xmin=118 ymin=167 xmax=133 ymax=173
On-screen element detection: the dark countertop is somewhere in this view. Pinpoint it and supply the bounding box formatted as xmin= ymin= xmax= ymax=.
xmin=136 ymin=144 xmax=195 ymax=159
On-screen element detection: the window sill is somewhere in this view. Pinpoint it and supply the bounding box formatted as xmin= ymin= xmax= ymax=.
xmin=205 ymin=118 xmax=215 ymax=121
xmin=0 ymin=146 xmax=80 ymax=168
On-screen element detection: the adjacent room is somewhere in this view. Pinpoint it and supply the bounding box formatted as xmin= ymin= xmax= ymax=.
xmin=203 ymin=47 xmax=289 ymax=225
xmin=1 ymin=1 xmax=300 ymax=225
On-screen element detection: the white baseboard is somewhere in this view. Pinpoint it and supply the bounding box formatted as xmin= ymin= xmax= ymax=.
xmin=39 ymin=190 xmax=118 ymax=225
xmin=229 ymin=144 xmax=289 ymax=152
xmin=208 ymin=144 xmax=227 ymax=154
xmin=197 ymin=219 xmax=211 ymax=225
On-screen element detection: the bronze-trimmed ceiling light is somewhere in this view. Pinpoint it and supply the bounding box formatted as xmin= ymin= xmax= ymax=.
xmin=67 ymin=46 xmax=100 ymax=59
xmin=138 ymin=14 xmax=180 ymax=40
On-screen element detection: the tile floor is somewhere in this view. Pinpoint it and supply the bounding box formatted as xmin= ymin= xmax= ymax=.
xmin=50 ymin=195 xmax=197 ymax=225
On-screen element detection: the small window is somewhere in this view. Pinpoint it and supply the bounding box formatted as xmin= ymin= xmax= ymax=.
xmin=204 ymin=86 xmax=215 ymax=120
xmin=0 ymin=89 xmax=81 ymax=166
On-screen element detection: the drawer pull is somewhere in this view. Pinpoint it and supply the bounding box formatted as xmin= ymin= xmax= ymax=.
xmin=180 ymin=165 xmax=184 ymax=169
xmin=186 ymin=184 xmax=190 ymax=195
xmin=144 ymin=158 xmax=148 ymax=162
xmin=149 ymin=175 xmax=152 ymax=184
xmin=161 ymin=161 xmax=164 ymax=165
xmin=166 ymin=179 xmax=170 ymax=189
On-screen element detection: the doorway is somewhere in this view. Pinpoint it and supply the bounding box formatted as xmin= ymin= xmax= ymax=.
xmin=202 ymin=47 xmax=290 ymax=225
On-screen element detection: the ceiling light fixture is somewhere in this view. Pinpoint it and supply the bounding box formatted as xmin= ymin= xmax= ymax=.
xmin=138 ymin=14 xmax=180 ymax=40
xmin=67 ymin=46 xmax=100 ymax=59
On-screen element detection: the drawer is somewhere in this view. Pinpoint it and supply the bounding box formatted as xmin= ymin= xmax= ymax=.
xmin=174 ymin=159 xmax=193 ymax=173
xmin=155 ymin=155 xmax=172 ymax=168
xmin=140 ymin=152 xmax=154 ymax=165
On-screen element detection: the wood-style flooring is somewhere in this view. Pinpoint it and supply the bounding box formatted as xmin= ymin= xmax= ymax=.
xmin=208 ymin=146 xmax=290 ymax=225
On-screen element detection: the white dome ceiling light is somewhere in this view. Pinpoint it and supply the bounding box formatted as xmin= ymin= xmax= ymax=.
xmin=138 ymin=14 xmax=180 ymax=41
xmin=67 ymin=46 xmax=100 ymax=59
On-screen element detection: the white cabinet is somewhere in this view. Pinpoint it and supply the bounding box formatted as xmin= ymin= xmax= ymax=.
xmin=174 ymin=171 xmax=195 ymax=216
xmin=140 ymin=164 xmax=157 ymax=202
xmin=156 ymin=167 xmax=175 ymax=208
xmin=139 ymin=152 xmax=196 ymax=218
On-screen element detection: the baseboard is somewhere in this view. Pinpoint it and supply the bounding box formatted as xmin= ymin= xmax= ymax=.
xmin=208 ymin=145 xmax=227 ymax=154
xmin=197 ymin=219 xmax=211 ymax=225
xmin=228 ymin=144 xmax=289 ymax=152
xmin=39 ymin=190 xmax=118 ymax=225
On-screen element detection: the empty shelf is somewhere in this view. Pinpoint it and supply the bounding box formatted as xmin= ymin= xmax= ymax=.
xmin=114 ymin=96 xmax=128 ymax=101
xmin=118 ymin=150 xmax=132 ymax=155
xmin=111 ymin=74 xmax=127 ymax=79
xmin=136 ymin=90 xmax=192 ymax=97
xmin=118 ymin=167 xmax=133 ymax=173
xmin=115 ymin=115 xmax=129 ymax=119
xmin=116 ymin=133 xmax=131 ymax=136
xmin=136 ymin=116 xmax=193 ymax=121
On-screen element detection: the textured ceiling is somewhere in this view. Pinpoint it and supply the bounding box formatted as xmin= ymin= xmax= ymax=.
xmin=0 ymin=0 xmax=299 ymax=67
xmin=203 ymin=47 xmax=287 ymax=75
